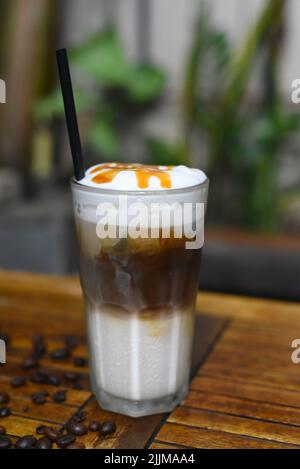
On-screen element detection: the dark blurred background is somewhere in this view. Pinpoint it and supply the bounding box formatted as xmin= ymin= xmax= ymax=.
xmin=0 ymin=0 xmax=299 ymax=300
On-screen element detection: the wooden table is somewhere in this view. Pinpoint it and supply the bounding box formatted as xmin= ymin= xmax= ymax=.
xmin=0 ymin=269 xmax=300 ymax=449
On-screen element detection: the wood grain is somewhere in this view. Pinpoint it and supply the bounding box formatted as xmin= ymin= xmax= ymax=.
xmin=155 ymin=422 xmax=299 ymax=449
xmin=0 ymin=269 xmax=225 ymax=449
xmin=1 ymin=269 xmax=300 ymax=449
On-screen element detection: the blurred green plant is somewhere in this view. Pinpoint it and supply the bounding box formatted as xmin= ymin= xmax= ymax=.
xmin=36 ymin=28 xmax=166 ymax=159
xmin=149 ymin=0 xmax=300 ymax=231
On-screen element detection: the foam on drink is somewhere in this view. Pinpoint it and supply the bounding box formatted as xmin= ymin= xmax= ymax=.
xmin=77 ymin=162 xmax=207 ymax=190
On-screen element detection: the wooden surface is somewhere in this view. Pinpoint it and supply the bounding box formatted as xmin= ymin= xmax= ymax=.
xmin=0 ymin=269 xmax=300 ymax=449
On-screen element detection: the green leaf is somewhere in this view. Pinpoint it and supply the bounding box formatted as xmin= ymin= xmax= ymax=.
xmin=87 ymin=118 xmax=119 ymax=158
xmin=146 ymin=138 xmax=186 ymax=166
xmin=70 ymin=29 xmax=131 ymax=86
xmin=35 ymin=87 xmax=93 ymax=121
xmin=127 ymin=65 xmax=166 ymax=103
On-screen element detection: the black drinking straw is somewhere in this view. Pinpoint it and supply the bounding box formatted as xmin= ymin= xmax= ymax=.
xmin=56 ymin=48 xmax=85 ymax=181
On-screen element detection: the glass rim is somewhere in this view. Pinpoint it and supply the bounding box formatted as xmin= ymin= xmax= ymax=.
xmin=70 ymin=176 xmax=209 ymax=196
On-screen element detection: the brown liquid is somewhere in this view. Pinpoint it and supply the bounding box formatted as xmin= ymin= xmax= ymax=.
xmin=76 ymin=220 xmax=202 ymax=315
xmin=90 ymin=163 xmax=172 ymax=189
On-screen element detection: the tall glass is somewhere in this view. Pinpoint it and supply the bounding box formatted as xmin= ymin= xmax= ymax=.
xmin=71 ymin=179 xmax=209 ymax=417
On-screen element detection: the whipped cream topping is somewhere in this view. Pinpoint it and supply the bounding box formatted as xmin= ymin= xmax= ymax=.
xmin=78 ymin=163 xmax=207 ymax=191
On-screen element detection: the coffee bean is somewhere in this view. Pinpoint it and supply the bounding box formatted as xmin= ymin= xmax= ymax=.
xmin=66 ymin=442 xmax=85 ymax=449
xmin=72 ymin=382 xmax=83 ymax=390
xmin=88 ymin=421 xmax=99 ymax=432
xmin=10 ymin=376 xmax=26 ymax=388
xmin=32 ymin=343 xmax=46 ymax=360
xmin=74 ymin=357 xmax=86 ymax=367
xmin=64 ymin=371 xmax=80 ymax=382
xmin=50 ymin=348 xmax=70 ymax=361
xmin=15 ymin=435 xmax=37 ymax=449
xmin=0 ymin=425 xmax=6 ymax=435
xmin=22 ymin=357 xmax=39 ymax=370
xmin=21 ymin=406 xmax=29 ymax=413
xmin=0 ymin=408 xmax=11 ymax=418
xmin=30 ymin=371 xmax=49 ymax=385
xmin=0 ymin=436 xmax=11 ymax=449
xmin=64 ymin=335 xmax=79 ymax=350
xmin=32 ymin=335 xmax=46 ymax=360
xmin=52 ymin=389 xmax=67 ymax=403
xmin=73 ymin=411 xmax=87 ymax=422
xmin=48 ymin=374 xmax=61 ymax=386
xmin=67 ymin=420 xmax=88 ymax=436
xmin=36 ymin=425 xmax=46 ymax=435
xmin=31 ymin=392 xmax=47 ymax=405
xmin=0 ymin=392 xmax=10 ymax=405
xmin=56 ymin=433 xmax=75 ymax=448
xmin=44 ymin=427 xmax=60 ymax=442
xmin=99 ymin=421 xmax=116 ymax=436
xmin=36 ymin=437 xmax=52 ymax=449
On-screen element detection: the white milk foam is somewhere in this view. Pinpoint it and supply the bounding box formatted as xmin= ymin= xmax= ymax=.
xmin=78 ymin=163 xmax=207 ymax=191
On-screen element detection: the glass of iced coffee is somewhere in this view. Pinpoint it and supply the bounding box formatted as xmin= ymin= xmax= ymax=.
xmin=71 ymin=163 xmax=208 ymax=417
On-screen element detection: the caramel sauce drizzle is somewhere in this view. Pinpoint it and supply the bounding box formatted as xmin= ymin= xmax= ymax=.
xmin=90 ymin=163 xmax=173 ymax=189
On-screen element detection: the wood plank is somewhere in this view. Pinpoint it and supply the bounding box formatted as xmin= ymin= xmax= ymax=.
xmin=184 ymin=390 xmax=300 ymax=426
xmin=201 ymin=362 xmax=300 ymax=392
xmin=0 ymin=414 xmax=61 ymax=437
xmin=197 ymin=291 xmax=300 ymax=327
xmin=168 ymin=407 xmax=300 ymax=446
xmin=154 ymin=422 xmax=299 ymax=449
xmin=0 ymin=379 xmax=90 ymax=407
xmin=192 ymin=374 xmax=300 ymax=408
xmin=150 ymin=442 xmax=189 ymax=449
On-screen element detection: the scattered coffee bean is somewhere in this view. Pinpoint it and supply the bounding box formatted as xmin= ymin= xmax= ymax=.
xmin=64 ymin=335 xmax=79 ymax=350
xmin=31 ymin=392 xmax=47 ymax=405
xmin=67 ymin=420 xmax=88 ymax=436
xmin=21 ymin=406 xmax=29 ymax=413
xmin=52 ymin=389 xmax=67 ymax=403
xmin=22 ymin=357 xmax=39 ymax=370
xmin=31 ymin=344 xmax=46 ymax=360
xmin=48 ymin=373 xmax=61 ymax=387
xmin=74 ymin=357 xmax=86 ymax=368
xmin=88 ymin=421 xmax=99 ymax=432
xmin=56 ymin=433 xmax=75 ymax=448
xmin=15 ymin=435 xmax=37 ymax=449
xmin=0 ymin=408 xmax=11 ymax=418
xmin=31 ymin=335 xmax=46 ymax=360
xmin=50 ymin=348 xmax=70 ymax=361
xmin=99 ymin=421 xmax=116 ymax=436
xmin=73 ymin=411 xmax=87 ymax=422
xmin=36 ymin=437 xmax=52 ymax=449
xmin=36 ymin=425 xmax=46 ymax=435
xmin=0 ymin=392 xmax=10 ymax=405
xmin=0 ymin=425 xmax=6 ymax=435
xmin=10 ymin=376 xmax=26 ymax=388
xmin=66 ymin=442 xmax=85 ymax=449
xmin=44 ymin=427 xmax=60 ymax=442
xmin=64 ymin=371 xmax=80 ymax=382
xmin=30 ymin=371 xmax=49 ymax=385
xmin=0 ymin=436 xmax=11 ymax=449
xmin=72 ymin=382 xmax=83 ymax=390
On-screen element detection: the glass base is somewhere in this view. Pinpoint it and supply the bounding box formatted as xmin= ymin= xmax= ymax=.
xmin=94 ymin=385 xmax=188 ymax=418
